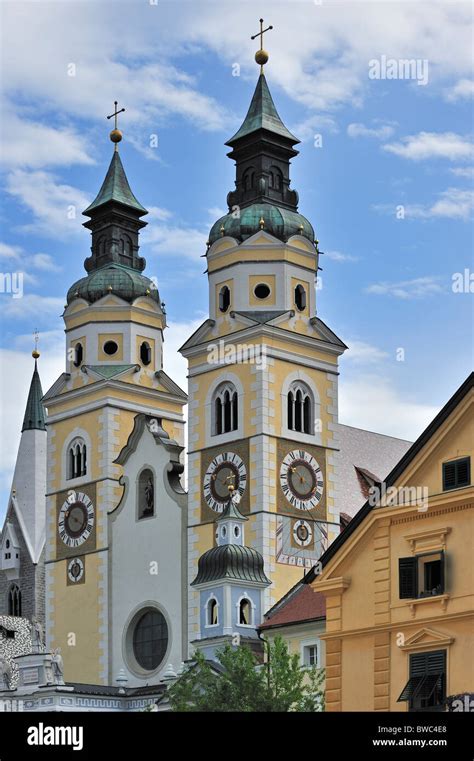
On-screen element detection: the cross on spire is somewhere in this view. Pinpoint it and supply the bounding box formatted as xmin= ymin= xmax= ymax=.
xmin=107 ymin=100 xmax=125 ymax=150
xmin=251 ymin=18 xmax=273 ymax=73
xmin=32 ymin=328 xmax=40 ymax=360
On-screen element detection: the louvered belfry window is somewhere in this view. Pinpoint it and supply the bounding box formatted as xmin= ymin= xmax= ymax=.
xmin=442 ymin=457 xmax=471 ymax=491
xmin=398 ymin=650 xmax=446 ymax=711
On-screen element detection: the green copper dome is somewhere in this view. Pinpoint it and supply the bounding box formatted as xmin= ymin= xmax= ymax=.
xmin=191 ymin=544 xmax=270 ymax=586
xmin=209 ymin=203 xmax=314 ymax=246
xmin=67 ymin=263 xmax=160 ymax=305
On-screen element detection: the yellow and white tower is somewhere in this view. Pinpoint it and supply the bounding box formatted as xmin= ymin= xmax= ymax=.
xmin=180 ymin=37 xmax=347 ymax=645
xmin=44 ymin=114 xmax=187 ymax=685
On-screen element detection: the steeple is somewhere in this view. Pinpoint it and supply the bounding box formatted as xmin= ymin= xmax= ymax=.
xmin=208 ymin=22 xmax=314 ymax=246
xmin=21 ymin=351 xmax=45 ymax=432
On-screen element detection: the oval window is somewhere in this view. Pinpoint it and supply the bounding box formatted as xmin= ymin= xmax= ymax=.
xmin=73 ymin=343 xmax=83 ymax=367
xmin=103 ymin=340 xmax=118 ymax=356
xmin=132 ymin=609 xmax=168 ymax=671
xmin=295 ymin=284 xmax=307 ymax=311
xmin=219 ymin=285 xmax=231 ymax=313
xmin=254 ymin=283 xmax=271 ymax=300
xmin=140 ymin=341 xmax=152 ymax=366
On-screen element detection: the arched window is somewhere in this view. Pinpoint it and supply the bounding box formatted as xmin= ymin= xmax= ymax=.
xmin=207 ymin=598 xmax=218 ymax=626
xmin=243 ymin=168 xmax=255 ymax=191
xmin=219 ymin=285 xmax=231 ymax=313
xmin=138 ymin=468 xmax=154 ymax=520
xmin=67 ymin=437 xmax=87 ymax=479
xmin=294 ymin=284 xmax=307 ymax=311
xmin=269 ymin=166 xmax=283 ymax=192
xmin=8 ymin=584 xmax=21 ymax=617
xmin=73 ymin=342 xmax=83 ymax=367
xmin=140 ymin=341 xmax=152 ymax=366
xmin=288 ymin=382 xmax=313 ymax=435
xmin=95 ymin=236 xmax=106 ymax=256
xmin=119 ymin=234 xmax=133 ymax=258
xmin=239 ymin=598 xmax=252 ymax=626
xmin=213 ymin=382 xmax=238 ymax=436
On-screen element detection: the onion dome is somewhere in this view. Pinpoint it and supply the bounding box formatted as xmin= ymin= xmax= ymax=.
xmin=67 ymin=263 xmax=160 ymax=306
xmin=191 ymin=544 xmax=271 ymax=586
xmin=209 ymin=203 xmax=314 ymax=246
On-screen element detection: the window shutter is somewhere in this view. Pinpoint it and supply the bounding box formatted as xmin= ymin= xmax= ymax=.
xmin=443 ymin=462 xmax=456 ymax=490
xmin=399 ymin=556 xmax=417 ymax=599
xmin=443 ymin=457 xmax=471 ymax=490
xmin=456 ymin=457 xmax=471 ymax=487
xmin=439 ymin=550 xmax=445 ymax=593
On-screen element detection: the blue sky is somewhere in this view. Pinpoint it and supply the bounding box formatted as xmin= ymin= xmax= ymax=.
xmin=0 ymin=0 xmax=473 ymax=513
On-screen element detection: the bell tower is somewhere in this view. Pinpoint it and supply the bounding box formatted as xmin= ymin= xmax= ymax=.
xmin=181 ymin=23 xmax=347 ymax=648
xmin=43 ymin=110 xmax=187 ymax=685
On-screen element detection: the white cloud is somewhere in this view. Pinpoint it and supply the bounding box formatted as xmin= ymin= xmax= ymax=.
xmin=365 ymin=276 xmax=444 ymax=299
xmin=373 ymin=188 xmax=474 ymax=221
xmin=445 ymin=78 xmax=474 ymax=102
xmin=5 ymin=170 xmax=90 ymax=238
xmin=0 ymin=294 xmax=65 ymax=318
xmin=29 ymin=253 xmax=62 ymax=272
xmin=383 ymin=132 xmax=473 ymax=161
xmin=0 ymin=109 xmax=94 ymax=170
xmin=324 ymin=250 xmax=358 ymax=263
xmin=450 ymin=166 xmax=474 ymax=179
xmin=347 ymin=122 xmax=395 ymax=139
xmin=344 ymin=340 xmax=389 ymax=363
xmin=339 ymin=373 xmax=438 ymax=440
xmin=0 ymin=243 xmax=21 ymax=261
xmin=143 ymin=217 xmax=209 ymax=261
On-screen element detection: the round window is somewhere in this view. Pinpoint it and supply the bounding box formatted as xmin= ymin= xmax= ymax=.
xmin=132 ymin=609 xmax=168 ymax=672
xmin=103 ymin=340 xmax=118 ymax=356
xmin=254 ymin=283 xmax=271 ymax=300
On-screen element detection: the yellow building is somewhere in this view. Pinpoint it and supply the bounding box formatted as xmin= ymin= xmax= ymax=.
xmin=314 ymin=373 xmax=474 ymax=712
xmin=180 ymin=63 xmax=347 ymax=646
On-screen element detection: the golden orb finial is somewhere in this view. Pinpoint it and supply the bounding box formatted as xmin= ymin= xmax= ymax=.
xmin=107 ymin=101 xmax=125 ymax=151
xmin=251 ymin=18 xmax=273 ymax=73
xmin=32 ymin=350 xmax=40 ymax=359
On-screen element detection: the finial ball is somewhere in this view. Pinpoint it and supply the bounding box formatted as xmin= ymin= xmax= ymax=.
xmin=255 ymin=49 xmax=269 ymax=66
xmin=32 ymin=350 xmax=40 ymax=359
xmin=110 ymin=128 xmax=123 ymax=144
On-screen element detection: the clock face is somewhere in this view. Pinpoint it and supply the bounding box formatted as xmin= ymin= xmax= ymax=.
xmin=280 ymin=449 xmax=324 ymax=511
xmin=58 ymin=491 xmax=95 ymax=548
xmin=67 ymin=557 xmax=85 ymax=583
xmin=203 ymin=452 xmax=247 ymax=512
xmin=293 ymin=519 xmax=313 ymax=547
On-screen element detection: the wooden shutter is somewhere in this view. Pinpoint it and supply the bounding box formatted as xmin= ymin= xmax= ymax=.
xmin=399 ymin=556 xmax=417 ymax=599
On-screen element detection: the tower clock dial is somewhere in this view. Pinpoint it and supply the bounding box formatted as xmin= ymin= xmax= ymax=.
xmin=203 ymin=452 xmax=247 ymax=512
xmin=67 ymin=557 xmax=85 ymax=583
xmin=280 ymin=449 xmax=324 ymax=511
xmin=58 ymin=491 xmax=95 ymax=548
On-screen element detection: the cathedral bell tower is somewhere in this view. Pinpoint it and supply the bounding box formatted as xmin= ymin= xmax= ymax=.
xmin=180 ymin=22 xmax=347 ymax=647
xmin=43 ymin=109 xmax=187 ymax=686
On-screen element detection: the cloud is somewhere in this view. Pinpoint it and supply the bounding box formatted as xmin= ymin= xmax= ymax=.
xmin=347 ymin=122 xmax=395 ymax=139
xmin=344 ymin=340 xmax=389 ymax=363
xmin=0 ymin=293 xmax=65 ymax=318
xmin=373 ymin=188 xmax=474 ymax=221
xmin=383 ymin=132 xmax=473 ymax=161
xmin=291 ymin=114 xmax=339 ymax=142
xmin=365 ymin=276 xmax=444 ymax=299
xmin=450 ymin=166 xmax=474 ymax=179
xmin=142 ymin=209 xmax=209 ymax=261
xmin=339 ymin=373 xmax=438 ymax=440
xmin=29 ymin=253 xmax=62 ymax=272
xmin=445 ymin=78 xmax=474 ymax=102
xmin=0 ymin=108 xmax=94 ymax=170
xmin=5 ymin=170 xmax=90 ymax=239
xmin=324 ymin=250 xmax=358 ymax=263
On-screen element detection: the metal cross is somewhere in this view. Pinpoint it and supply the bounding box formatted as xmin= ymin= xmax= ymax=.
xmin=251 ymin=18 xmax=273 ymax=51
xmin=107 ymin=100 xmax=125 ymax=130
xmin=33 ymin=329 xmax=39 ymax=352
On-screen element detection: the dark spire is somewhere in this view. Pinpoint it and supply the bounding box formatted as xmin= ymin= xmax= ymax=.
xmin=225 ymin=72 xmax=300 ymax=213
xmin=22 ymin=359 xmax=45 ymax=433
xmin=82 ymin=150 xmax=148 ymax=274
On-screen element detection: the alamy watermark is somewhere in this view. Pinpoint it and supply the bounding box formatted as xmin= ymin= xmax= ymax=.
xmin=207 ymin=339 xmax=267 ymax=370
xmin=368 ymin=482 xmax=429 ymax=512
xmin=0 ymin=272 xmax=23 ymax=299
xmin=369 ymin=56 xmax=429 ymax=86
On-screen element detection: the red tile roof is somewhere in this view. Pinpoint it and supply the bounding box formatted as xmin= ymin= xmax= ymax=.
xmin=259 ymin=583 xmax=326 ymax=630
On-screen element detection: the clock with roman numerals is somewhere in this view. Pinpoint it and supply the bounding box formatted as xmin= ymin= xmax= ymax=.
xmin=58 ymin=491 xmax=95 ymax=548
xmin=203 ymin=452 xmax=247 ymax=512
xmin=280 ymin=449 xmax=324 ymax=511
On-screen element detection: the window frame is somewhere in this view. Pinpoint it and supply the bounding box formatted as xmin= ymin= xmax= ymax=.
xmin=398 ymin=551 xmax=445 ymax=600
xmin=442 ymin=457 xmax=471 ymax=491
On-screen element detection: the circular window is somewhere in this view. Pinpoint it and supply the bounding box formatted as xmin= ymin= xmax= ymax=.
xmin=103 ymin=340 xmax=118 ymax=356
xmin=254 ymin=283 xmax=271 ymax=300
xmin=132 ymin=609 xmax=168 ymax=672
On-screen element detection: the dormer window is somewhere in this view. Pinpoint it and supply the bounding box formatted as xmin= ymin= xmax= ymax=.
xmin=442 ymin=457 xmax=470 ymax=491
xmin=67 ymin=437 xmax=87 ymax=480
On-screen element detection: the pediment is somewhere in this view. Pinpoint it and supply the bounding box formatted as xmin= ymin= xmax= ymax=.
xmin=400 ymin=627 xmax=454 ymax=651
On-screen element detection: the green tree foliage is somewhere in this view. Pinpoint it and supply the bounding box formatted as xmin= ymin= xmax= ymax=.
xmin=168 ymin=636 xmax=325 ymax=712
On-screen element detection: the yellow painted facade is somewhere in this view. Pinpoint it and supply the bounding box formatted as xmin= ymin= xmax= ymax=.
xmin=314 ymin=377 xmax=474 ymax=711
